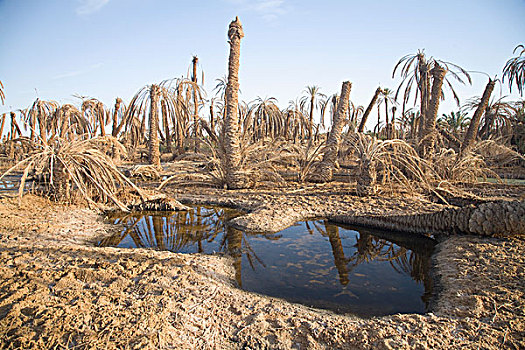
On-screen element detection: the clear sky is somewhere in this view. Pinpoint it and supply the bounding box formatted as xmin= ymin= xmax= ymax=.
xmin=0 ymin=0 xmax=524 ymax=133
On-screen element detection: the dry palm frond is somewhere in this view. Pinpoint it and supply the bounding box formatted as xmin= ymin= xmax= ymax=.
xmin=432 ymin=148 xmax=496 ymax=182
xmin=503 ymin=44 xmax=525 ymax=96
xmin=471 ymin=139 xmax=525 ymax=166
xmin=127 ymin=164 xmax=161 ymax=180
xmin=345 ymin=133 xmax=437 ymax=196
xmin=0 ymin=136 xmax=145 ymax=211
xmin=160 ymin=128 xmax=293 ymax=189
xmin=288 ymin=140 xmax=325 ymax=182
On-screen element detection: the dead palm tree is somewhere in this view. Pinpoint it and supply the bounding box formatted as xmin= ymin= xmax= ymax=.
xmin=503 ymin=44 xmax=525 ymax=96
xmin=126 ymin=82 xmax=183 ymax=167
xmin=460 ymin=78 xmax=496 ymax=155
xmin=378 ymin=88 xmax=397 ymax=139
xmin=246 ymin=96 xmax=283 ymax=140
xmin=81 ymin=98 xmax=108 ymax=137
xmin=358 ymin=87 xmax=382 ymax=132
xmin=314 ymin=81 xmax=352 ymax=181
xmin=223 ymin=17 xmax=245 ymax=189
xmin=26 ymin=99 xmax=60 ymax=145
xmin=111 ymin=98 xmax=126 ymax=137
xmin=462 ymin=95 xmax=514 ymax=141
xmin=419 ymin=63 xmax=447 ymax=158
xmin=393 ymin=50 xmax=471 ymax=143
xmin=53 ymin=104 xmax=89 ymax=140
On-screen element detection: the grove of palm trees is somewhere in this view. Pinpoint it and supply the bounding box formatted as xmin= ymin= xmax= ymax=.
xmin=0 ymin=15 xmax=524 ymax=350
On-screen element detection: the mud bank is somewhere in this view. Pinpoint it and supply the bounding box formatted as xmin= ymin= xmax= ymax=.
xmin=0 ymin=188 xmax=523 ymax=349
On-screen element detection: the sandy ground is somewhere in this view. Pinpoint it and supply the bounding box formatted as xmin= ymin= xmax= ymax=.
xmin=0 ymin=185 xmax=524 ymax=349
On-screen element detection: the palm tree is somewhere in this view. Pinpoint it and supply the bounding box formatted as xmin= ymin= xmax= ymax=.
xmin=460 ymin=78 xmax=496 ymax=155
xmin=393 ymin=50 xmax=471 ymax=142
xmin=503 ymin=44 xmax=525 ymax=96
xmin=126 ymin=82 xmax=182 ymax=167
xmin=358 ymin=87 xmax=382 ymax=132
xmin=148 ymin=85 xmax=161 ymax=168
xmin=223 ymin=17 xmax=244 ymax=189
xmin=462 ymin=95 xmax=514 ymax=141
xmin=314 ymin=81 xmax=352 ymax=181
xmin=81 ymin=98 xmax=108 ymax=136
xmin=300 ymin=86 xmax=326 ymax=137
xmin=111 ymin=98 xmax=126 ymax=137
xmin=247 ymin=96 xmax=282 ymax=140
xmin=378 ymin=88 xmax=397 ymax=139
xmin=438 ymin=111 xmax=470 ymax=135
xmin=420 ymin=63 xmax=447 ymax=158
xmin=26 ymin=99 xmax=59 ymax=145
xmin=190 ymin=55 xmax=203 ymax=152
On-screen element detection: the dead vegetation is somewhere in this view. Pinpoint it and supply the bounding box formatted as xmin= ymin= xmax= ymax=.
xmin=0 ymin=18 xmax=524 ymax=350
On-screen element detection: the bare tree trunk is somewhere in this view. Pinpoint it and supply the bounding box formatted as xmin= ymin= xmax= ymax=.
xmin=390 ymin=106 xmax=397 ymax=138
xmin=309 ymin=95 xmax=315 ymax=139
xmin=315 ymin=81 xmax=352 ymax=182
xmin=460 ymin=78 xmax=495 ymax=155
xmin=9 ymin=112 xmax=17 ymax=140
xmin=358 ymin=87 xmax=381 ymax=132
xmin=148 ymin=85 xmax=161 ymax=169
xmin=209 ymin=104 xmax=215 ymax=133
xmin=384 ymin=98 xmax=389 ymax=139
xmin=161 ymin=99 xmax=172 ymax=154
xmin=192 ymin=56 xmax=200 ymax=153
xmin=112 ymin=98 xmax=123 ymax=137
xmin=417 ymin=59 xmax=430 ymax=142
xmin=0 ymin=114 xmax=5 ymax=140
xmin=97 ymin=102 xmax=106 ymax=136
xmin=223 ymin=17 xmax=245 ymax=189
xmin=419 ymin=63 xmax=447 ymax=159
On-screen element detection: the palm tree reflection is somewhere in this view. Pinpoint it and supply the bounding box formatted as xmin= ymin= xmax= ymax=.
xmin=100 ymin=210 xmax=435 ymax=308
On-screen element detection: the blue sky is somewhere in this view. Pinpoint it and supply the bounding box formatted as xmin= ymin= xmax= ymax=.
xmin=0 ymin=0 xmax=524 ymax=132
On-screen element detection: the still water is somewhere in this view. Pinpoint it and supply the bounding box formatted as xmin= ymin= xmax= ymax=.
xmin=99 ymin=206 xmax=436 ymax=317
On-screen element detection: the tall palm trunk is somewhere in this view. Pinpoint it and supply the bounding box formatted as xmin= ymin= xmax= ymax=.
xmin=148 ymin=84 xmax=161 ymax=168
xmin=112 ymin=98 xmax=123 ymax=137
xmin=358 ymin=87 xmax=381 ymax=132
xmin=417 ymin=58 xmax=430 ymax=141
xmin=308 ymin=95 xmax=315 ymax=138
xmin=390 ymin=106 xmax=397 ymax=138
xmin=384 ymin=98 xmax=389 ymax=137
xmin=9 ymin=112 xmax=17 ymax=141
xmin=460 ymin=78 xmax=496 ymax=155
xmin=209 ymin=104 xmax=215 ymax=132
xmin=223 ymin=17 xmax=245 ymax=189
xmin=192 ymin=56 xmax=200 ymax=153
xmin=0 ymin=114 xmax=6 ymax=141
xmin=315 ymin=81 xmax=352 ymax=181
xmin=375 ymin=103 xmax=381 ymax=135
xmin=38 ymin=112 xmax=47 ymax=145
xmin=97 ymin=102 xmax=106 ymax=136
xmin=419 ymin=63 xmax=447 ymax=159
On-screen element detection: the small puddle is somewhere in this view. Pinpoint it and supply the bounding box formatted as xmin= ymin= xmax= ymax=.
xmin=99 ymin=206 xmax=436 ymax=317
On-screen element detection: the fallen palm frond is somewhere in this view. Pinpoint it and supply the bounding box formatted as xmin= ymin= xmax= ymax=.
xmin=471 ymin=139 xmax=525 ymax=166
xmin=345 ymin=133 xmax=437 ymax=196
xmin=291 ymin=140 xmax=325 ymax=182
xmin=126 ymin=164 xmax=161 ymax=180
xmin=433 ymin=148 xmax=497 ymax=182
xmin=0 ymin=136 xmax=145 ymax=211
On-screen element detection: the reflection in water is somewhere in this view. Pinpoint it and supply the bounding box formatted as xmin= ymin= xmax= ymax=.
xmin=100 ymin=207 xmax=436 ymax=317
